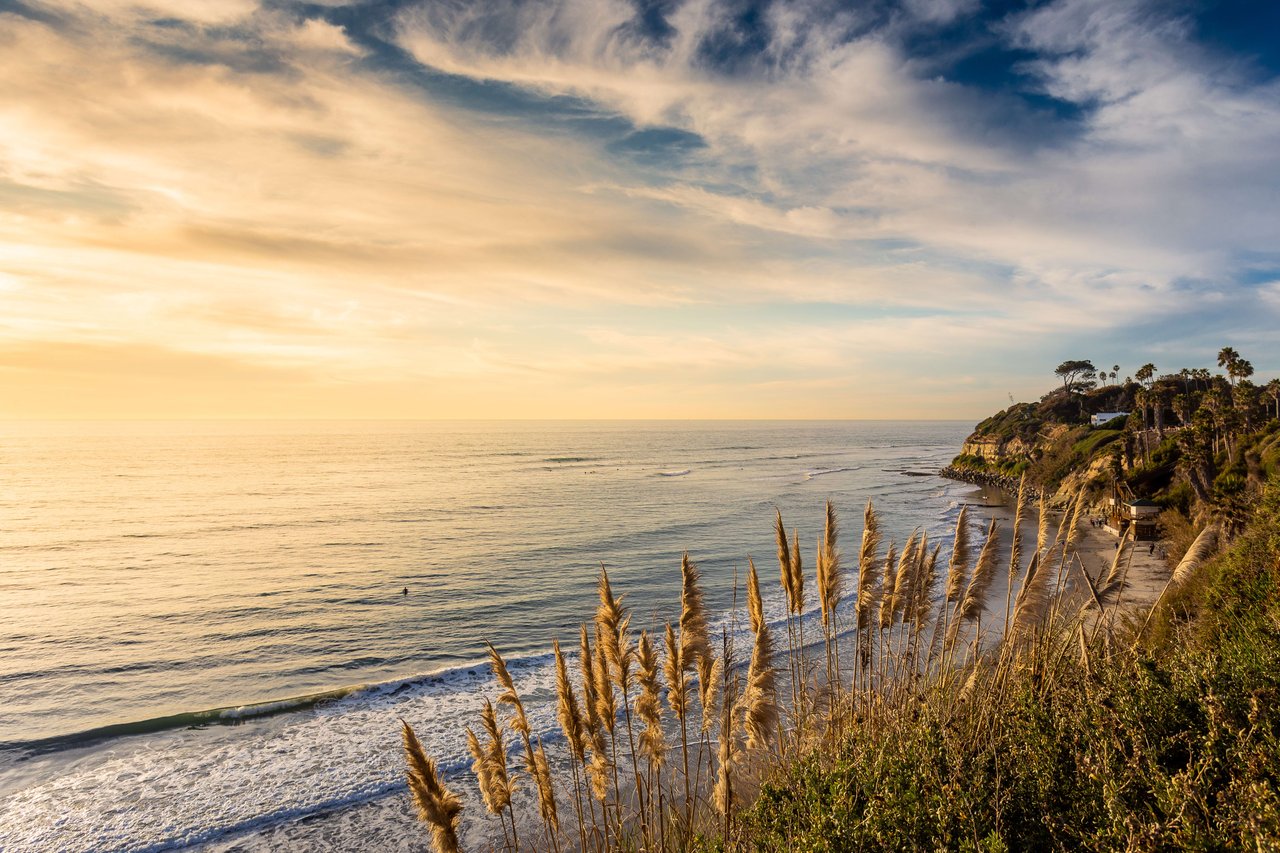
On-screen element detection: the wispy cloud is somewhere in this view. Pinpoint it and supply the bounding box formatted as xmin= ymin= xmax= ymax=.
xmin=0 ymin=0 xmax=1277 ymax=417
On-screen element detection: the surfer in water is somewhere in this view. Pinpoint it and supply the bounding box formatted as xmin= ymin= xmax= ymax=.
xmin=402 ymin=586 xmax=408 ymax=596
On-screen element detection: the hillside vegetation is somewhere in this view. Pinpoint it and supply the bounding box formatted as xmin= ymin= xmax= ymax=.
xmin=948 ymin=352 xmax=1280 ymax=530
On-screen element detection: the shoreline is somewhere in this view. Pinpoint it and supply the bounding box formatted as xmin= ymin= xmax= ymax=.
xmin=950 ymin=478 xmax=1170 ymax=617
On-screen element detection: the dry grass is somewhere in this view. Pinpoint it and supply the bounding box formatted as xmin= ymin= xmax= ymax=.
xmin=399 ymin=496 xmax=1173 ymax=853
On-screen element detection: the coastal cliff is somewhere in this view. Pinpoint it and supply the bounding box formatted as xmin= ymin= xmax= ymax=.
xmin=942 ymin=375 xmax=1280 ymax=525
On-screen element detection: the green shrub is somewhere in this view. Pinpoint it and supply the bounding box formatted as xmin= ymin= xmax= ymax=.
xmin=736 ymin=482 xmax=1280 ymax=852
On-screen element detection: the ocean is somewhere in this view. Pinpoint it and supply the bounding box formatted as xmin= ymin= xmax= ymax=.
xmin=0 ymin=419 xmax=976 ymax=851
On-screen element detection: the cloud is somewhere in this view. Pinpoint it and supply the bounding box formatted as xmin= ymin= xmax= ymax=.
xmin=0 ymin=0 xmax=1277 ymax=417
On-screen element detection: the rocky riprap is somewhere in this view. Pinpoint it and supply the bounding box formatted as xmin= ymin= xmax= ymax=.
xmin=939 ymin=465 xmax=1044 ymax=502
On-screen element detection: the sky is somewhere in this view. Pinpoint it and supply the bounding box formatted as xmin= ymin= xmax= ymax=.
xmin=1 ymin=0 xmax=1278 ymax=419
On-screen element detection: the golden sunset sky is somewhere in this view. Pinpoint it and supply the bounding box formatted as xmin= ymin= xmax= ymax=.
xmin=2 ymin=0 xmax=1277 ymax=418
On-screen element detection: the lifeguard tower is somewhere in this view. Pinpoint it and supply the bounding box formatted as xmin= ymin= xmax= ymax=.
xmin=1103 ymin=479 xmax=1161 ymax=541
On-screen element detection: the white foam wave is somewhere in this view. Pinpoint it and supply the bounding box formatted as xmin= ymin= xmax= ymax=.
xmin=803 ymin=465 xmax=859 ymax=480
xmin=0 ymin=654 xmax=561 ymax=853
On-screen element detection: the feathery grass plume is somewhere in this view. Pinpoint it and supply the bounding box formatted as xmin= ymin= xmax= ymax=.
xmin=554 ymin=642 xmax=589 ymax=853
xmin=714 ymin=689 xmax=742 ymax=820
xmin=945 ymin=505 xmax=971 ymax=604
xmin=553 ymin=640 xmax=586 ymax=763
xmin=886 ymin=531 xmax=919 ymax=626
xmin=596 ymin=568 xmax=642 ymax=822
xmin=579 ymin=624 xmax=599 ymax=719
xmin=469 ymin=701 xmax=514 ymax=827
xmin=592 ymin=635 xmax=623 ymax=845
xmin=913 ymin=541 xmax=940 ymax=629
xmin=663 ymin=623 xmax=690 ymax=720
xmin=698 ymin=653 xmax=722 ymax=735
xmin=1091 ymin=575 xmax=1127 ymax=613
xmin=1078 ymin=623 xmax=1092 ymax=676
xmin=788 ymin=528 xmax=807 ymax=722
xmin=465 ymin=726 xmax=496 ymax=815
xmin=1063 ymin=485 xmax=1088 ymax=551
xmin=1168 ymin=524 xmax=1218 ymax=589
xmin=1052 ymin=489 xmax=1076 ymax=548
xmin=1002 ymin=477 xmax=1029 ymax=646
xmin=596 ymin=566 xmax=634 ymax=692
xmin=486 ymin=641 xmax=531 ymax=737
xmin=856 ymin=499 xmax=883 ymax=631
xmin=877 ymin=541 xmax=899 ymax=629
xmin=663 ymin=621 xmax=695 ymax=837
xmin=775 ymin=510 xmax=796 ymax=611
xmin=789 ymin=531 xmax=805 ymax=613
xmin=1035 ymin=492 xmax=1050 ymax=558
xmin=957 ymin=662 xmax=983 ymax=705
xmin=714 ymin=633 xmax=742 ymax=827
xmin=955 ymin=518 xmax=1000 ymax=624
xmin=815 ymin=532 xmax=829 ymax=628
xmin=1103 ymin=528 xmax=1134 ymax=588
xmin=578 ymin=626 xmax=611 ymax=803
xmin=680 ymin=552 xmax=712 ymax=666
xmin=742 ymin=620 xmax=778 ymax=752
xmin=489 ymin=641 xmax=561 ymax=849
xmin=479 ymin=700 xmax=515 ymax=809
xmin=402 ymin=719 xmax=463 ymax=853
xmin=746 ymin=559 xmax=765 ymax=634
xmin=531 ymin=737 xmax=559 ymax=836
xmin=478 ymin=700 xmax=518 ymax=851
xmin=594 ymin=639 xmax=618 ymax=737
xmin=636 ymin=631 xmax=667 ymax=767
xmin=819 ymin=499 xmax=841 ymax=628
xmin=1136 ymin=525 xmax=1219 ymax=646
xmin=1008 ymin=475 xmax=1027 ymax=584
xmin=1043 ymin=488 xmax=1087 ymax=635
xmin=1010 ymin=552 xmax=1047 ymax=642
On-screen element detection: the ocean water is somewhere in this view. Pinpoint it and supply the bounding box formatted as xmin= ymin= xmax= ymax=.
xmin=0 ymin=419 xmax=975 ymax=851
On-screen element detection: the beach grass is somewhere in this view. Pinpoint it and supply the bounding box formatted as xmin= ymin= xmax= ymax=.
xmin=398 ymin=479 xmax=1280 ymax=851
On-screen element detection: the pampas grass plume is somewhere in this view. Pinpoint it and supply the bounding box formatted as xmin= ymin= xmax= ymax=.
xmin=402 ymin=719 xmax=463 ymax=853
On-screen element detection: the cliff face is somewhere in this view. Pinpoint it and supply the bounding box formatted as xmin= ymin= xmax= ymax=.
xmin=948 ymin=398 xmax=1122 ymax=502
xmin=948 ymin=370 xmax=1280 ymax=526
xmin=961 ymin=429 xmax=1051 ymax=463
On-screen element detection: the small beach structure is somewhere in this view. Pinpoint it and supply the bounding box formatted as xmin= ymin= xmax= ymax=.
xmin=1091 ymin=411 xmax=1129 ymax=427
xmin=1104 ymin=496 xmax=1161 ymax=540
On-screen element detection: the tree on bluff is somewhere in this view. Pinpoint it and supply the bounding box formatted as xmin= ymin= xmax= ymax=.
xmin=1054 ymin=359 xmax=1097 ymax=394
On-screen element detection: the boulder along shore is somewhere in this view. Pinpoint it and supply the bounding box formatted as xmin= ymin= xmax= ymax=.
xmin=939 ymin=464 xmax=1045 ymax=502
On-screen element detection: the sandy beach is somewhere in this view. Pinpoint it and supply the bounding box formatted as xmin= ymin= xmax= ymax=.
xmin=954 ymin=482 xmax=1171 ymax=624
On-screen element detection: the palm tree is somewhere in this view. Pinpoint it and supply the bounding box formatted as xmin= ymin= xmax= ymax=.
xmin=1218 ymin=347 xmax=1240 ymax=385
xmin=1135 ymin=363 xmax=1156 ymax=388
xmin=1173 ymin=393 xmax=1192 ymax=426
xmin=1152 ymin=385 xmax=1169 ymax=436
xmin=1267 ymin=379 xmax=1280 ymax=420
xmin=1134 ymin=387 xmax=1150 ymax=432
xmin=1232 ymin=359 xmax=1254 ymax=386
xmin=1233 ymin=382 xmax=1259 ymax=430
